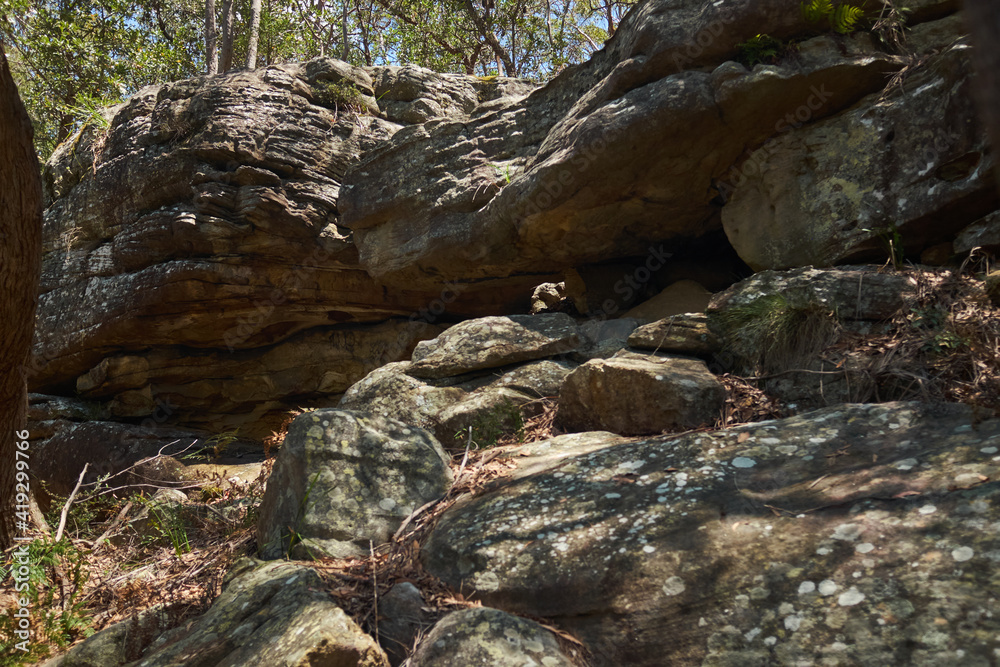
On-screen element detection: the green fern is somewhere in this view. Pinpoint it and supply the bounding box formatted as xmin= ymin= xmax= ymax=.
xmin=800 ymin=0 xmax=865 ymax=34
xmin=832 ymin=3 xmax=865 ymax=33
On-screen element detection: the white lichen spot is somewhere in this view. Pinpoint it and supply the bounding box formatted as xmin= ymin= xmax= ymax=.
xmin=798 ymin=581 xmax=816 ymax=595
xmin=473 ymin=570 xmax=500 ymax=592
xmin=856 ymin=543 xmax=875 ymax=554
xmin=838 ymin=587 xmax=865 ymax=606
xmin=818 ymin=580 xmax=838 ymax=596
xmin=378 ymin=498 xmax=397 ymax=511
xmin=643 ymin=545 xmax=656 ymax=554
xmin=778 ymin=603 xmax=795 ymax=615
xmin=952 ymin=546 xmax=974 ymax=562
xmin=784 ymin=614 xmax=804 ymax=631
xmin=816 ymin=547 xmax=832 ymax=556
xmin=605 ymin=493 xmax=622 ymax=499
xmin=662 ymin=576 xmax=686 ymax=596
xmin=732 ymin=457 xmax=756 ymax=468
xmin=832 ymin=523 xmax=863 ymax=542
xmin=918 ymin=504 xmax=937 ymax=515
xmin=981 ymin=446 xmax=999 ymax=455
xmin=895 ymin=458 xmax=919 ymax=471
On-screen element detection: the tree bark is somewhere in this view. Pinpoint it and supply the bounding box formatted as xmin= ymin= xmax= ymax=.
xmin=0 ymin=42 xmax=43 ymax=551
xmin=220 ymin=0 xmax=235 ymax=72
xmin=962 ymin=0 xmax=1000 ymax=191
xmin=246 ymin=0 xmax=262 ymax=68
xmin=206 ymin=0 xmax=219 ymax=74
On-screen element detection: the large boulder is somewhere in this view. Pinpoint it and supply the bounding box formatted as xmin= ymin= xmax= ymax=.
xmin=133 ymin=560 xmax=387 ymax=666
xmin=722 ymin=33 xmax=998 ymax=271
xmin=256 ymin=409 xmax=453 ymax=559
xmin=557 ymin=353 xmax=725 ymax=435
xmin=408 ymin=607 xmax=577 ymax=667
xmin=407 ymin=313 xmax=581 ymax=379
xmin=339 ymin=359 xmax=574 ymax=447
xmin=422 ymin=402 xmax=1000 ymax=666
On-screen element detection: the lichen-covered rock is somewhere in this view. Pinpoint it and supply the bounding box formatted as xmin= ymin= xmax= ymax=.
xmin=40 ymin=604 xmax=178 ymax=667
xmin=573 ymin=318 xmax=641 ymax=360
xmin=422 ymin=402 xmax=1000 ymax=666
xmin=131 ymin=559 xmax=388 ymax=666
xmin=557 ymin=354 xmax=725 ymax=435
xmin=627 ymin=313 xmax=720 ymax=356
xmin=707 ymin=266 xmax=917 ymax=373
xmin=722 ymin=37 xmax=995 ymax=271
xmin=407 ymin=314 xmax=580 ymax=379
xmin=256 ymin=410 xmax=452 ymax=559
xmin=339 ymin=359 xmax=574 ymax=447
xmin=408 ymin=607 xmax=577 ymax=667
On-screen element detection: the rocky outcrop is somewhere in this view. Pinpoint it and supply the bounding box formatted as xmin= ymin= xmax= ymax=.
xmin=256 ymin=409 xmax=452 ymax=559
xmin=339 ymin=2 xmax=982 ymax=288
xmin=32 ymin=58 xmax=547 ymax=440
xmin=423 ymin=402 xmax=1000 ymax=665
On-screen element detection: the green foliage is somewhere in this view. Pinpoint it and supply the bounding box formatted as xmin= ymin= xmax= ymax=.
xmin=800 ymin=0 xmax=865 ymax=34
xmin=312 ymin=80 xmax=368 ymax=114
xmin=458 ymin=400 xmax=526 ymax=450
xmin=862 ymin=226 xmax=906 ymax=270
xmin=139 ymin=497 xmax=192 ymax=556
xmin=0 ymin=538 xmax=94 ymax=664
xmin=910 ymin=306 xmax=966 ymax=354
xmin=735 ymin=34 xmax=785 ymax=68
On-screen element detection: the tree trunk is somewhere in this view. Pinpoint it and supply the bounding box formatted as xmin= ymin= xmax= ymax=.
xmin=206 ymin=0 xmax=219 ymax=74
xmin=0 ymin=43 xmax=43 ymax=551
xmin=220 ymin=0 xmax=235 ymax=72
xmin=461 ymin=0 xmax=516 ymax=76
xmin=962 ymin=0 xmax=1000 ymax=191
xmin=341 ymin=0 xmax=349 ymax=61
xmin=246 ymin=0 xmax=262 ymax=68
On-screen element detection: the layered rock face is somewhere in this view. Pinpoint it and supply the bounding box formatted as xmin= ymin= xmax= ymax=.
xmin=31 ymin=60 xmax=545 ymax=438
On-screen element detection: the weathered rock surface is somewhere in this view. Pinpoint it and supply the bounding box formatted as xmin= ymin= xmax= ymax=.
xmin=627 ymin=313 xmax=720 ymax=357
xmin=339 ymin=359 xmax=574 ymax=447
xmin=339 ymin=0 xmax=942 ymax=288
xmin=557 ymin=354 xmax=725 ymax=435
xmin=707 ymin=266 xmax=917 ymax=373
xmin=377 ymin=582 xmax=430 ymax=666
xmin=33 ymin=421 xmax=206 ymax=498
xmin=722 ymin=35 xmax=998 ymax=270
xmin=256 ymin=409 xmax=452 ymax=559
xmin=32 ymin=57 xmax=547 ymax=437
xmin=408 ymin=313 xmax=580 ymax=379
xmin=133 ymin=559 xmax=388 ymax=666
xmin=624 ymin=280 xmax=714 ymax=322
xmin=409 ymin=607 xmax=577 ymax=667
xmin=40 ymin=604 xmax=181 ymax=667
xmin=423 ymin=402 xmax=1000 ymax=666
xmin=954 ymin=209 xmax=1000 ymax=255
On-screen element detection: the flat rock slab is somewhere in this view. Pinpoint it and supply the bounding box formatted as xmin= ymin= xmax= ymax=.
xmin=407 ymin=313 xmax=580 ymax=379
xmin=627 ymin=313 xmax=720 ymax=356
xmin=257 ymin=409 xmax=452 ymax=559
xmin=129 ymin=559 xmax=388 ymax=666
xmin=409 ymin=607 xmax=577 ymax=667
xmin=557 ymin=354 xmax=725 ymax=435
xmin=422 ymin=402 xmax=1000 ymax=666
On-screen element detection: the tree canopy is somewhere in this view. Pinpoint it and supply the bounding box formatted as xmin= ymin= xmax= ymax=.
xmin=0 ymin=0 xmax=636 ymax=158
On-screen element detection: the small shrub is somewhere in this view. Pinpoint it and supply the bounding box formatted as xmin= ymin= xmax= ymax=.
xmin=458 ymin=401 xmax=526 ymax=450
xmin=736 ymin=34 xmax=786 ymax=68
xmin=312 ymin=80 xmax=369 ymax=115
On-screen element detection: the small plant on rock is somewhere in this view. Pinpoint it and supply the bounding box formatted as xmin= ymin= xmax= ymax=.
xmin=736 ymin=34 xmax=786 ymax=68
xmin=801 ymin=0 xmax=866 ymax=34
